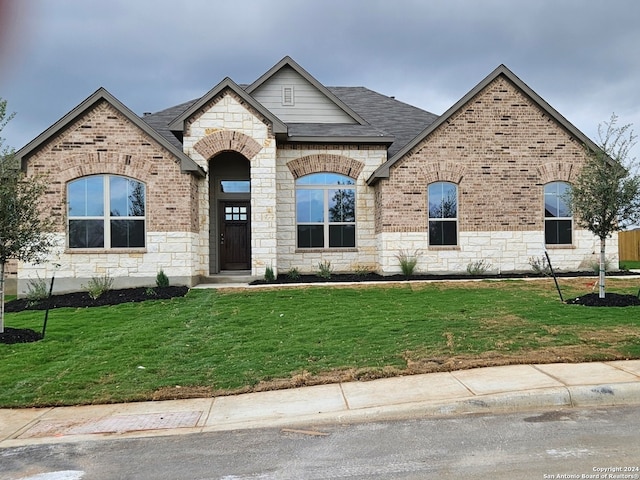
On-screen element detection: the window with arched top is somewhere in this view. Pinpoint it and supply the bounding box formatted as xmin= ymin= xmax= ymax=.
xmin=67 ymin=175 xmax=146 ymax=249
xmin=296 ymin=172 xmax=356 ymax=248
xmin=544 ymin=181 xmax=572 ymax=245
xmin=428 ymin=182 xmax=458 ymax=246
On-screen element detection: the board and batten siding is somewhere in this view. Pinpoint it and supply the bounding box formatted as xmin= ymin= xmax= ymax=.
xmin=251 ymin=66 xmax=356 ymax=124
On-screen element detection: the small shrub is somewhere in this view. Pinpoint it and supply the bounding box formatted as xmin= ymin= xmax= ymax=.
xmin=466 ymin=259 xmax=492 ymax=275
xmin=591 ymin=257 xmax=613 ymax=274
xmin=353 ymin=264 xmax=374 ymax=277
xmin=317 ymin=260 xmax=333 ymax=279
xmin=287 ymin=267 xmax=301 ymax=281
xmin=156 ymin=269 xmax=170 ymax=288
xmin=264 ymin=266 xmax=275 ymax=282
xmin=529 ymin=256 xmax=551 ymax=276
xmin=25 ymin=274 xmax=49 ymax=303
xmin=85 ymin=274 xmax=114 ymax=300
xmin=395 ymin=250 xmax=419 ymax=277
xmin=145 ymin=287 xmax=157 ymax=297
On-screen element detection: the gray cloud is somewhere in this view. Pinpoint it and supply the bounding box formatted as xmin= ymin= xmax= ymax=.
xmin=2 ymin=0 xmax=639 ymax=161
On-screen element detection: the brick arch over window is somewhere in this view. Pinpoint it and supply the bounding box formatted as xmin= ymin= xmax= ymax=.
xmin=537 ymin=161 xmax=575 ymax=184
xmin=193 ymin=130 xmax=262 ymax=161
xmin=58 ymin=152 xmax=154 ymax=184
xmin=423 ymin=162 xmax=466 ymax=185
xmin=287 ymin=154 xmax=364 ymax=180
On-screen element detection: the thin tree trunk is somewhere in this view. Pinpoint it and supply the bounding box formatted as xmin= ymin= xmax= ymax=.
xmin=0 ymin=261 xmax=5 ymax=334
xmin=599 ymin=237 xmax=606 ymax=299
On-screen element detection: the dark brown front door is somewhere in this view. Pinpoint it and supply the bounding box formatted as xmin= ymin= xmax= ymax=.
xmin=219 ymin=201 xmax=250 ymax=270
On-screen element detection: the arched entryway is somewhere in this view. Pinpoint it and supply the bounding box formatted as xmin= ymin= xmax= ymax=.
xmin=209 ymin=152 xmax=251 ymax=273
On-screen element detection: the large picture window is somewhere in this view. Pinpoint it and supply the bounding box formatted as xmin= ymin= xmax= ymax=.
xmin=544 ymin=181 xmax=572 ymax=245
xmin=296 ymin=172 xmax=356 ymax=248
xmin=68 ymin=175 xmax=146 ymax=249
xmin=428 ymin=182 xmax=458 ymax=246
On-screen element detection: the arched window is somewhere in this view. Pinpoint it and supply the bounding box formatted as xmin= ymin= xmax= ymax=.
xmin=67 ymin=175 xmax=146 ymax=249
xmin=296 ymin=173 xmax=356 ymax=248
xmin=544 ymin=181 xmax=572 ymax=245
xmin=428 ymin=182 xmax=458 ymax=246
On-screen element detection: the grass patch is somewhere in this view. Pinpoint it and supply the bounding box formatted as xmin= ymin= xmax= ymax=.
xmin=2 ymin=278 xmax=640 ymax=407
xmin=620 ymin=260 xmax=640 ymax=270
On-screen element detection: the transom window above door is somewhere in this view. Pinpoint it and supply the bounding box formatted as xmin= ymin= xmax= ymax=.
xmin=67 ymin=175 xmax=146 ymax=249
xmin=296 ymin=172 xmax=356 ymax=248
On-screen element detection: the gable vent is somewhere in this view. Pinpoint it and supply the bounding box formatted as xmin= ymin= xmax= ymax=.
xmin=282 ymin=85 xmax=295 ymax=106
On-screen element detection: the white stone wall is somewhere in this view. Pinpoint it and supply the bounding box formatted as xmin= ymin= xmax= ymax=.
xmin=181 ymin=94 xmax=277 ymax=276
xmin=377 ymin=229 xmax=618 ymax=275
xmin=275 ymin=147 xmax=385 ymax=274
xmin=17 ymin=232 xmax=200 ymax=295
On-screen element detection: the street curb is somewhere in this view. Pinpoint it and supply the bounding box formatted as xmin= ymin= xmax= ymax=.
xmin=201 ymin=385 xmax=640 ymax=434
xmin=568 ymin=382 xmax=640 ymax=407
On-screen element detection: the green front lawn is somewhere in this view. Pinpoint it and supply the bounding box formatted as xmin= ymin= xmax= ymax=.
xmin=2 ymin=278 xmax=640 ymax=408
xmin=621 ymin=260 xmax=640 ymax=270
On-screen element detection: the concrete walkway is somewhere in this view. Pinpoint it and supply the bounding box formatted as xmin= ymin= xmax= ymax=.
xmin=2 ymin=360 xmax=640 ymax=448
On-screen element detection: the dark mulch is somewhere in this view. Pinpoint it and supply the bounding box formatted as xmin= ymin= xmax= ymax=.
xmin=4 ymin=285 xmax=189 ymax=314
xmin=1 ymin=285 xmax=190 ymax=345
xmin=250 ymin=270 xmax=637 ymax=285
xmin=0 ymin=327 xmax=44 ymax=344
xmin=565 ymin=292 xmax=640 ymax=307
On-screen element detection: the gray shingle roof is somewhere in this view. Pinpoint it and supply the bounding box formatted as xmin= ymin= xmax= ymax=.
xmin=141 ymin=85 xmax=439 ymax=158
xmin=328 ymin=87 xmax=439 ymax=157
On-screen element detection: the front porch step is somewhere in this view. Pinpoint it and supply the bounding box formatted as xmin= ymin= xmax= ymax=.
xmin=199 ymin=273 xmax=256 ymax=284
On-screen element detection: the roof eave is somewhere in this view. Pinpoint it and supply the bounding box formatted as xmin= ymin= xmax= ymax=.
xmin=246 ymin=56 xmax=368 ymax=125
xmin=285 ymin=135 xmax=394 ymax=145
xmin=167 ymin=77 xmax=287 ymax=135
xmin=15 ymin=87 xmax=205 ymax=177
xmin=367 ymin=64 xmax=602 ymax=186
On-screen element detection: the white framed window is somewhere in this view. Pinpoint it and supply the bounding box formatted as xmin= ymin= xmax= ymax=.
xmin=544 ymin=181 xmax=572 ymax=245
xmin=428 ymin=182 xmax=458 ymax=246
xmin=296 ymin=172 xmax=356 ymax=248
xmin=67 ymin=175 xmax=146 ymax=249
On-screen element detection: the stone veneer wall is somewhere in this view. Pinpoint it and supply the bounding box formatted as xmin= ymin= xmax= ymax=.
xmin=181 ymin=92 xmax=277 ymax=276
xmin=276 ymin=145 xmax=386 ymax=274
xmin=377 ymin=230 xmax=613 ymax=274
xmin=17 ymin=100 xmax=200 ymax=295
xmin=375 ymin=75 xmax=615 ymax=273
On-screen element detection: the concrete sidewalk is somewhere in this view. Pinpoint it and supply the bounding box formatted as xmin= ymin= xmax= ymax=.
xmin=2 ymin=360 xmax=640 ymax=448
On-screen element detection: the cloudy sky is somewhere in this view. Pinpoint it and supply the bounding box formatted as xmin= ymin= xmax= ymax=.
xmin=1 ymin=0 xmax=639 ymax=161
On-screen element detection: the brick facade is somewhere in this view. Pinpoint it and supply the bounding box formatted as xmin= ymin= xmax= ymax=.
xmin=10 ymin=61 xmax=614 ymax=295
xmin=17 ymin=100 xmax=200 ymax=294
xmin=378 ymin=76 xmax=586 ymax=234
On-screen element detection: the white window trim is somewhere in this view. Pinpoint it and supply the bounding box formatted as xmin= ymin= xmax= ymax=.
xmin=67 ymin=175 xmax=146 ymax=249
xmin=295 ymin=175 xmax=356 ymax=249
xmin=428 ymin=182 xmax=459 ymax=246
xmin=544 ymin=181 xmax=573 ymax=246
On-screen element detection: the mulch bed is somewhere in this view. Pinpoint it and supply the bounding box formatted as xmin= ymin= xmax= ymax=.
xmin=1 ymin=286 xmax=189 ymax=345
xmin=565 ymin=292 xmax=640 ymax=307
xmin=250 ymin=270 xmax=638 ymax=285
xmin=4 ymin=285 xmax=189 ymax=313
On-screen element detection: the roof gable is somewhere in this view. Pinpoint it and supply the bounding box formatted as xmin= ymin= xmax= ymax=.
xmin=367 ymin=64 xmax=600 ymax=185
xmin=15 ymin=88 xmax=205 ymax=177
xmin=167 ymin=77 xmax=287 ymax=135
xmin=246 ymin=56 xmax=367 ymax=125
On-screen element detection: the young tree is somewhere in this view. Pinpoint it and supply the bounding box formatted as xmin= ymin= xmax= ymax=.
xmin=0 ymin=98 xmax=54 ymax=332
xmin=568 ymin=114 xmax=640 ymax=298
